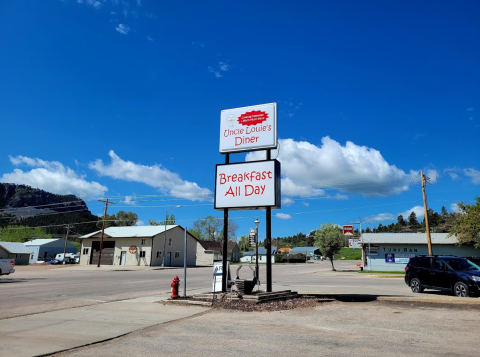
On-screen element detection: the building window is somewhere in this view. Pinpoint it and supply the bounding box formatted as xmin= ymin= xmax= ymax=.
xmin=83 ymin=248 xmax=89 ymax=255
xmin=175 ymin=251 xmax=180 ymax=259
xmin=139 ymin=251 xmax=146 ymax=258
xmin=31 ymin=255 xmax=34 ymax=260
xmin=141 ymin=239 xmax=146 ymax=245
xmin=168 ymin=238 xmax=172 ymax=246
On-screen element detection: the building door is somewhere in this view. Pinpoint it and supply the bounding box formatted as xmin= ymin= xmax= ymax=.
xmin=90 ymin=241 xmax=115 ymax=265
xmin=120 ymin=251 xmax=126 ymax=266
xmin=167 ymin=252 xmax=171 ymax=266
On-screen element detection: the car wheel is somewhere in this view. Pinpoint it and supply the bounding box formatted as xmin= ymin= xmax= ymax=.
xmin=410 ymin=278 xmax=423 ymax=293
xmin=454 ymin=282 xmax=469 ymax=297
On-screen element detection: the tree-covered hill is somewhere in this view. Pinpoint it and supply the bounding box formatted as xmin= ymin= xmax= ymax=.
xmin=0 ymin=183 xmax=100 ymax=235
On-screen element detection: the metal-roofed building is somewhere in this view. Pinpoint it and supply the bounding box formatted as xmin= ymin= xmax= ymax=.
xmin=241 ymin=246 xmax=278 ymax=263
xmin=360 ymin=233 xmax=480 ymax=271
xmin=0 ymin=242 xmax=34 ymax=265
xmin=79 ymin=225 xmax=198 ymax=267
xmin=24 ymin=238 xmax=77 ymax=264
xmin=196 ymin=241 xmax=240 ymax=266
xmin=290 ymin=247 xmax=321 ymax=256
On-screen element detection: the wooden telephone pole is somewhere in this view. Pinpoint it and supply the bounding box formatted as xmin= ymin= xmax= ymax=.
xmin=421 ymin=172 xmax=433 ymax=255
xmin=97 ymin=198 xmax=115 ymax=267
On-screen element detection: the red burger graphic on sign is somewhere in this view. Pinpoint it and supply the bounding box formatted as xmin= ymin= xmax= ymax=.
xmin=237 ymin=110 xmax=269 ymax=126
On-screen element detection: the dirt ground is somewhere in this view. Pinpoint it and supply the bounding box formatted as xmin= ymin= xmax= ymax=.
xmin=54 ymin=300 xmax=480 ymax=357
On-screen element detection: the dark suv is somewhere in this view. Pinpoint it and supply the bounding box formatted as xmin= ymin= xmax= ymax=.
xmin=405 ymin=255 xmax=480 ymax=297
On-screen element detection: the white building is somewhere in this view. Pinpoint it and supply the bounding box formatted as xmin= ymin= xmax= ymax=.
xmin=79 ymin=225 xmax=198 ymax=267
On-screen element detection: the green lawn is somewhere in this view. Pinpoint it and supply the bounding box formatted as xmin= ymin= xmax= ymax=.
xmin=334 ymin=248 xmax=362 ymax=260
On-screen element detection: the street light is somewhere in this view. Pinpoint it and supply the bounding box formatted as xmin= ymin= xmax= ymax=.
xmin=254 ymin=218 xmax=260 ymax=286
xmin=162 ymin=205 xmax=181 ymax=267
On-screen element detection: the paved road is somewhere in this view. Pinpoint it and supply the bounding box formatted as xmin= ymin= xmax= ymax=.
xmin=0 ymin=260 xmax=412 ymax=319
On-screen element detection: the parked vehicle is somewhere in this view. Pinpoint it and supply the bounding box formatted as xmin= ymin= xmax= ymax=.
xmin=0 ymin=259 xmax=15 ymax=275
xmin=465 ymin=257 xmax=480 ymax=265
xmin=55 ymin=253 xmax=77 ymax=264
xmin=405 ymin=255 xmax=480 ymax=297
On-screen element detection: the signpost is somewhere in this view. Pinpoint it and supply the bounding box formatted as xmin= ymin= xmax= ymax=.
xmin=217 ymin=103 xmax=280 ymax=293
xmin=249 ymin=229 xmax=256 ymax=247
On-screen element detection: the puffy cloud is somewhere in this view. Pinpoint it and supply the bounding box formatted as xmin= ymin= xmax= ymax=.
xmin=115 ymin=24 xmax=130 ymax=34
xmin=246 ymin=137 xmax=411 ymax=197
xmin=282 ymin=197 xmax=295 ymax=206
xmin=399 ymin=206 xmax=425 ymax=220
xmin=275 ymin=213 xmax=292 ymax=220
xmin=1 ymin=155 xmax=107 ymax=200
xmin=464 ymin=168 xmax=480 ymax=185
xmin=450 ymin=203 xmax=461 ymax=213
xmin=89 ymin=151 xmax=211 ymax=201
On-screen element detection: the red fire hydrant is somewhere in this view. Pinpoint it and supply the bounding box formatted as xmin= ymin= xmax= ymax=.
xmin=171 ymin=276 xmax=180 ymax=298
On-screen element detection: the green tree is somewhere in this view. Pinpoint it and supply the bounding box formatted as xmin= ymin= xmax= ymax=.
xmin=190 ymin=216 xmax=239 ymax=241
xmin=0 ymin=226 xmax=52 ymax=242
xmin=314 ymin=223 xmax=343 ymax=271
xmin=449 ymin=197 xmax=480 ymax=248
xmin=408 ymin=211 xmax=420 ymax=230
xmin=96 ymin=211 xmax=138 ymax=229
xmin=149 ymin=214 xmax=175 ymax=226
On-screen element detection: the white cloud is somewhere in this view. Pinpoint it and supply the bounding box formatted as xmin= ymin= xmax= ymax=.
xmin=246 ymin=137 xmax=411 ymax=197
xmin=219 ymin=61 xmax=231 ymax=71
xmin=1 ymin=155 xmax=107 ymax=200
xmin=450 ymin=203 xmax=461 ymax=213
xmin=275 ymin=213 xmax=292 ymax=220
xmin=444 ymin=168 xmax=460 ymax=180
xmin=365 ymin=213 xmax=396 ymax=223
xmin=208 ymin=67 xmax=222 ymax=78
xmin=464 ymin=168 xmax=480 ymax=184
xmin=399 ymin=206 xmax=425 ymax=220
xmin=123 ymin=196 xmax=136 ymax=205
xmin=135 ymin=220 xmax=145 ymax=226
xmin=89 ymin=150 xmax=212 ymax=201
xmin=192 ymin=41 xmax=205 ymax=48
xmin=302 ymin=202 xmax=309 ymax=207
xmin=115 ymin=24 xmax=130 ymax=35
xmin=83 ymin=0 xmax=101 ymax=9
xmin=466 ymin=108 xmax=474 ymax=112
xmin=282 ymin=197 xmax=295 ymax=206
xmin=147 ymin=36 xmax=153 ymax=41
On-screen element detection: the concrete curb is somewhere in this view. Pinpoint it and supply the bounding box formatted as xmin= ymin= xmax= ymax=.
xmin=297 ymin=292 xmax=480 ymax=305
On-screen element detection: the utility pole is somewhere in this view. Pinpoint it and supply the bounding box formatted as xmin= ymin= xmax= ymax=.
xmin=421 ymin=172 xmax=433 ymax=255
xmin=98 ymin=198 xmax=115 ymax=268
xmin=62 ymin=224 xmax=73 ymax=265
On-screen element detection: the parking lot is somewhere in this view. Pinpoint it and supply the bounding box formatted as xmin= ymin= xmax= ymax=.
xmin=1 ymin=261 xmax=480 ymax=356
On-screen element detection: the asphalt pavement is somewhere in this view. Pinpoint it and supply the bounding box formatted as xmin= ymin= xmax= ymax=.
xmin=1 ymin=260 xmax=480 ymax=356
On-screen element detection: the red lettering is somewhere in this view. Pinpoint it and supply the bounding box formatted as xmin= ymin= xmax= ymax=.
xmin=219 ymin=174 xmax=226 ymax=184
xmin=245 ymin=185 xmax=254 ymax=196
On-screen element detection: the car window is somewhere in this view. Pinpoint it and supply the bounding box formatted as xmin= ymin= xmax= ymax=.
xmin=444 ymin=258 xmax=480 ymax=271
xmin=432 ymin=259 xmax=444 ymax=270
xmin=417 ymin=257 xmax=431 ymax=268
xmin=408 ymin=257 xmax=417 ymax=267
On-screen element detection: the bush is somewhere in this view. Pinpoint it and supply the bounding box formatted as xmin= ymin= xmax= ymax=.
xmin=276 ymin=253 xmax=306 ymax=263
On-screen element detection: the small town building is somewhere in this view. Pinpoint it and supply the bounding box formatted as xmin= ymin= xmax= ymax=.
xmin=79 ymin=225 xmax=198 ymax=266
xmin=24 ymin=239 xmax=77 ymax=263
xmin=241 ymin=246 xmax=278 ymax=263
xmin=0 ymin=242 xmax=33 ymax=265
xmin=360 ymin=233 xmax=480 ymax=271
xmin=277 ymin=247 xmax=291 ymax=254
xmin=196 ymin=241 xmax=240 ymax=266
xmin=289 ymin=247 xmax=321 ymax=256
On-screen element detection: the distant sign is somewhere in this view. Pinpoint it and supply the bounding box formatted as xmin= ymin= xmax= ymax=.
xmin=214 ymin=160 xmax=281 ymax=210
xmin=249 ymin=229 xmax=256 ymax=247
xmin=212 ymin=261 xmax=231 ymax=292
xmin=129 ymin=245 xmax=137 ymax=254
xmin=348 ymin=239 xmax=362 ymax=248
xmin=343 ymin=225 xmax=354 ymax=236
xmin=385 ymin=253 xmax=395 ymax=263
xmin=220 ymin=103 xmax=277 ymax=153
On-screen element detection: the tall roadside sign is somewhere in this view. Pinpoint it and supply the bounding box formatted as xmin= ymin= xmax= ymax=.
xmin=343 ymin=225 xmax=354 ymax=236
xmin=217 ymin=102 xmax=280 ymax=293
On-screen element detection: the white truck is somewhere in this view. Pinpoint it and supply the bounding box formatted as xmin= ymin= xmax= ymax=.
xmin=54 ymin=253 xmax=77 ymax=264
xmin=0 ymin=259 xmax=15 ymax=276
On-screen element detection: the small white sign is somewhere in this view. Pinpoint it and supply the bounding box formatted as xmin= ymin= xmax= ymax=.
xmin=348 ymin=239 xmax=362 ymax=248
xmin=212 ymin=261 xmax=231 ymax=292
xmin=220 ymin=103 xmax=277 ymax=153
xmin=214 ymin=160 xmax=281 ymax=210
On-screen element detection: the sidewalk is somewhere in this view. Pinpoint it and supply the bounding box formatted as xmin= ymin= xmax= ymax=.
xmin=0 ymin=293 xmax=209 ymax=357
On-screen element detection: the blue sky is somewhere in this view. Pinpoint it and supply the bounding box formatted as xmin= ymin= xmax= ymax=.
xmin=1 ymin=0 xmax=479 ymax=241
